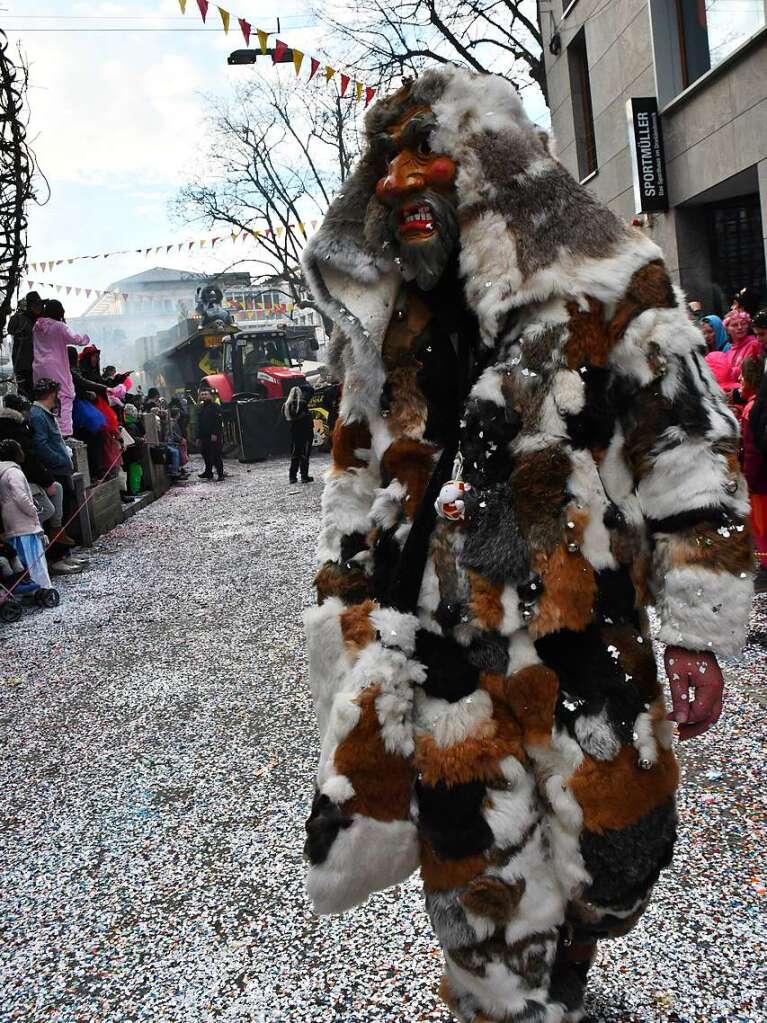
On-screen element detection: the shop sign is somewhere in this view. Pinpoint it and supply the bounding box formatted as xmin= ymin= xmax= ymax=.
xmin=627 ymin=97 xmax=669 ymax=213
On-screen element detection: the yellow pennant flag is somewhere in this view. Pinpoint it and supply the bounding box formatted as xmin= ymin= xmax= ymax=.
xmin=325 ymin=65 xmax=336 ymax=82
xmin=200 ymin=239 xmax=207 ymax=248
xmin=355 ymin=81 xmax=363 ymax=103
xmin=218 ymin=7 xmax=230 ymax=33
xmin=178 ymin=0 xmax=187 ymax=11
xmin=30 ymin=262 xmax=37 ymax=271
xmin=257 ymin=28 xmax=268 ymax=54
xmin=276 ymin=227 xmax=285 ymax=237
xmin=292 ymin=48 xmax=304 ymax=76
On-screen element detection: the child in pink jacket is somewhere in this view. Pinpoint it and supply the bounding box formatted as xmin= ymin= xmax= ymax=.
xmin=32 ymin=299 xmax=90 ymax=437
xmin=0 ymin=438 xmax=53 ymax=589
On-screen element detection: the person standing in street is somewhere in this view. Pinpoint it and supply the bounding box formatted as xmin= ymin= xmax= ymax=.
xmin=283 ymin=385 xmax=314 ymax=484
xmin=299 ymin=68 xmax=753 ymax=1023
xmin=7 ymin=291 xmax=43 ymax=398
xmin=196 ymin=387 xmax=224 ymax=481
xmin=32 ymin=299 xmax=90 ymax=437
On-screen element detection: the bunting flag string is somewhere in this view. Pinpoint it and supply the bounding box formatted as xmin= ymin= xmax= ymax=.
xmin=176 ymin=0 xmax=377 ymax=107
xmin=28 ymin=220 xmax=321 ymax=273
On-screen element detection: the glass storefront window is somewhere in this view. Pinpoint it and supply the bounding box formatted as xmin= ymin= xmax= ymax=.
xmin=652 ymin=0 xmax=765 ymax=104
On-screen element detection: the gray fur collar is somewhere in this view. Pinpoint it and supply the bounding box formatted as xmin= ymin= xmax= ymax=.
xmin=0 ymin=407 xmax=24 ymax=424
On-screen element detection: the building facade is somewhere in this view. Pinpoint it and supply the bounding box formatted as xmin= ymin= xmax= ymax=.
xmin=539 ymin=0 xmax=767 ymax=311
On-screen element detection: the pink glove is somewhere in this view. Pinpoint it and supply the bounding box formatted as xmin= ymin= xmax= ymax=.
xmin=664 ymin=645 xmax=724 ymax=741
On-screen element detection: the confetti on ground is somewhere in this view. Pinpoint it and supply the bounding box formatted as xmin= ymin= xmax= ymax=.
xmin=1 ymin=454 xmax=765 ymax=1022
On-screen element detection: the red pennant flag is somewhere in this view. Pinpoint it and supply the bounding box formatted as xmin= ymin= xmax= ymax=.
xmin=212 ymin=237 xmax=220 ymax=247
xmin=85 ymin=289 xmax=91 ymax=298
xmin=340 ymin=73 xmax=350 ymax=97
xmin=122 ymin=293 xmax=129 ymax=301
xmin=309 ymin=57 xmax=320 ymax=81
xmin=238 ymin=18 xmax=251 ymax=46
xmin=272 ymin=39 xmax=288 ymax=63
xmin=365 ymin=86 xmax=376 ymax=107
xmin=167 ymin=245 xmax=173 ymax=253
xmin=196 ymin=0 xmax=209 ymax=22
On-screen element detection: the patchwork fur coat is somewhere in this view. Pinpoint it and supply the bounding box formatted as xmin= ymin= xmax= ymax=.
xmin=300 ymin=66 xmax=751 ymax=1021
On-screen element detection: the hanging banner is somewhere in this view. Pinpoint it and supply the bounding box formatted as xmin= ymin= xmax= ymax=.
xmin=626 ymin=97 xmax=669 ymax=214
xmin=178 ymin=2 xmax=378 ymax=104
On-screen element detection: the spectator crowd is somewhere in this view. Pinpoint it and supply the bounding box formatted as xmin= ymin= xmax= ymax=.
xmin=1 ymin=292 xmax=197 ymax=617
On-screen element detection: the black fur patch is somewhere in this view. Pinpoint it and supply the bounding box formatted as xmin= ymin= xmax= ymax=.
xmin=467 ymin=631 xmax=510 ymax=674
xmin=579 ymin=799 xmax=677 ymax=913
xmin=371 ymin=525 xmax=403 ymax=599
xmin=416 ymin=778 xmax=494 ymax=860
xmin=536 ymin=626 xmax=645 ymax=744
xmin=564 ymin=366 xmax=617 ymax=451
xmin=460 ymin=397 xmax=521 ymax=489
xmin=593 ymin=568 xmax=639 ymax=626
xmin=340 ymin=531 xmax=369 ymax=563
xmin=461 ymin=484 xmax=530 ymax=586
xmin=416 ymin=630 xmax=480 ymax=703
xmin=304 ymin=790 xmax=353 ymax=865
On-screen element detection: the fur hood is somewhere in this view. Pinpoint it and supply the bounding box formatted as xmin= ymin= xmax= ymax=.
xmin=303 ymin=66 xmax=660 ymax=420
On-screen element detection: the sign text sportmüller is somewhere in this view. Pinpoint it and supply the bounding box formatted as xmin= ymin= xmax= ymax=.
xmin=627 ymin=97 xmax=669 ymax=214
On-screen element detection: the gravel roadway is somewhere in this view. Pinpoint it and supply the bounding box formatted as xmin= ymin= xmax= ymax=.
xmin=1 ymin=454 xmax=765 ymax=1023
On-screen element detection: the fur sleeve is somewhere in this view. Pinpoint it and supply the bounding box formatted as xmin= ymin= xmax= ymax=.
xmin=303 ymin=416 xmax=421 ymax=914
xmin=612 ymin=305 xmax=753 ymax=656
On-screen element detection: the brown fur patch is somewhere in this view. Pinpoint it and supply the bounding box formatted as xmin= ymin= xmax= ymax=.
xmin=608 ymin=260 xmax=676 ymax=342
xmin=340 ymin=599 xmax=377 ymax=652
xmin=382 ymin=292 xmax=431 ymax=365
xmin=528 ymin=541 xmax=596 ymax=638
xmin=468 ymin=572 xmax=504 ymax=630
xmin=568 ymin=745 xmax=679 ymax=833
xmin=381 ymin=438 xmax=437 ymax=519
xmin=663 ymin=521 xmax=753 ymax=576
xmin=314 ymin=562 xmax=372 ymax=606
xmin=335 ymin=685 xmax=413 ymax=822
xmin=385 ymin=363 xmax=428 ymax=439
xmin=415 ymin=697 xmax=525 ymax=788
xmin=420 ymin=842 xmax=487 ymax=893
xmin=460 ymin=875 xmax=526 ymax=923
xmin=509 ymin=445 xmax=571 ymax=553
xmin=564 ymin=297 xmax=613 ymax=369
xmin=599 ymin=624 xmax=659 ymax=702
xmin=504 ymin=665 xmax=560 ymax=744
xmin=331 ymin=419 xmax=372 ymax=471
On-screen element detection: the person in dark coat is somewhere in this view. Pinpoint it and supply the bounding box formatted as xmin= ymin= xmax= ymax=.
xmin=196 ymin=387 xmax=224 ymax=481
xmin=283 ymin=385 xmax=315 ymax=484
xmin=7 ymin=292 xmax=43 ymax=397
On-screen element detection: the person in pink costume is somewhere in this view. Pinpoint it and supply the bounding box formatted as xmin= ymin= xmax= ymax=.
xmin=714 ymin=310 xmax=761 ymax=393
xmin=32 ymin=299 xmax=90 ymax=437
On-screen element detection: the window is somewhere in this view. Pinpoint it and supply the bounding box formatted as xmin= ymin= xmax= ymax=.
xmin=652 ymin=0 xmax=765 ymax=103
xmin=709 ymin=195 xmax=766 ymax=303
xmin=567 ymin=29 xmax=597 ymax=181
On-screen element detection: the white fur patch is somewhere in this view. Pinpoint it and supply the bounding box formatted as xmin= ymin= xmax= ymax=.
xmin=304 ymin=598 xmax=353 ymax=739
xmin=415 ymin=688 xmax=493 ymax=748
xmin=508 ymin=629 xmax=540 ymax=672
xmin=568 ymin=450 xmax=617 ymax=570
xmin=307 ymin=816 xmax=419 ymax=915
xmin=317 ymin=464 xmax=379 ymax=563
xmin=552 ymin=369 xmax=586 ymax=414
xmin=321 ymin=773 xmax=355 ymax=804
xmin=574 ymin=710 xmax=621 ymax=761
xmin=470 ymin=366 xmax=506 ymax=406
xmin=638 ymin=440 xmax=750 ymax=523
xmin=655 ymin=564 xmax=752 ymax=656
xmin=632 ymin=711 xmax=659 ymax=767
xmin=370 ymin=607 xmax=419 ymax=655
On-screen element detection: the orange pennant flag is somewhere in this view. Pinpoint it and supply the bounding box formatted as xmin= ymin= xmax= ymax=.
xmin=325 ymin=65 xmax=336 ymax=82
xmin=257 ymin=28 xmax=268 ymax=54
xmin=217 ymin=7 xmax=230 ymax=33
xmin=292 ymin=48 xmax=304 ymax=76
xmin=355 ymin=81 xmax=363 ymax=102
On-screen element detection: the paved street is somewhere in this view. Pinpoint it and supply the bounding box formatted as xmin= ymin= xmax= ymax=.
xmin=1 ymin=456 xmax=765 ymax=1023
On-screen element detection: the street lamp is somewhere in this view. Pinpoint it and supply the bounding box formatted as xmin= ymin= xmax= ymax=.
xmin=228 ymin=48 xmax=295 ymax=66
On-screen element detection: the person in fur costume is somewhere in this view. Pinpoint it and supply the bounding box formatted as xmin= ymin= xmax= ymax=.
xmin=300 ymin=68 xmax=752 ymax=1023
